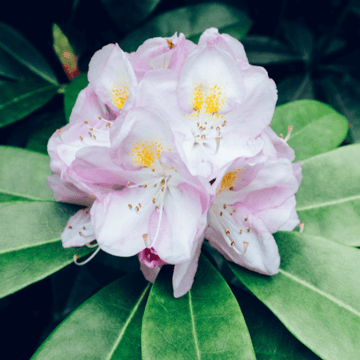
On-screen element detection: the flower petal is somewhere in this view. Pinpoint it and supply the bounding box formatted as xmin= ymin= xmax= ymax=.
xmin=140 ymin=261 xmax=162 ymax=283
xmin=88 ymin=43 xmax=137 ymax=115
xmin=61 ymin=207 xmax=95 ymax=247
xmin=173 ymin=235 xmax=204 ymax=298
xmin=90 ymin=190 xmax=151 ymax=257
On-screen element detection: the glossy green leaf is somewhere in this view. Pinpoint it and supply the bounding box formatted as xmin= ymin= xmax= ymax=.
xmin=0 ymin=22 xmax=58 ymax=85
xmin=142 ymin=255 xmax=256 ymax=360
xmin=277 ymin=73 xmax=315 ymax=105
xmin=296 ymin=144 xmax=360 ymax=246
xmin=0 ymin=146 xmax=54 ymax=201
xmin=321 ymin=75 xmax=360 ymax=143
xmin=271 ymin=100 xmax=348 ymax=161
xmin=32 ymin=272 xmax=150 ymax=359
xmin=120 ymin=3 xmax=252 ymax=53
xmin=0 ymin=81 xmax=59 ymax=128
xmin=233 ymin=284 xmax=320 ymax=360
xmin=64 ymin=72 xmax=88 ymax=121
xmin=102 ymin=0 xmax=161 ymax=32
xmin=242 ymin=35 xmax=301 ymax=64
xmin=26 ymin=110 xmax=66 ymax=154
xmin=229 ymin=231 xmax=360 ymax=360
xmin=0 ymin=201 xmax=92 ymax=298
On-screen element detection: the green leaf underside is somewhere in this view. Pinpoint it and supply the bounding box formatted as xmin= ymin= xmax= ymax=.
xmin=229 ymin=231 xmax=360 ymax=360
xmin=120 ymin=3 xmax=252 ymax=53
xmin=142 ymin=255 xmax=256 ymax=360
xmin=0 ymin=22 xmax=58 ymax=84
xmin=235 ymin=284 xmax=320 ymax=360
xmin=0 ymin=146 xmax=54 ymax=201
xmin=64 ymin=73 xmax=88 ymax=121
xmin=0 ymin=240 xmax=93 ymax=299
xmin=242 ymin=35 xmax=301 ymax=64
xmin=0 ymin=81 xmax=59 ymax=128
xmin=271 ymin=99 xmax=348 ymax=161
xmin=32 ymin=272 xmax=150 ymax=359
xmin=296 ymin=144 xmax=360 ymax=246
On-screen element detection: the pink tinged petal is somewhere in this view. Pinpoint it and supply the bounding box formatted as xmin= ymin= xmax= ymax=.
xmin=110 ymin=107 xmax=176 ymax=171
xmin=62 ymin=207 xmax=95 ymax=248
xmin=261 ymin=126 xmax=295 ymax=161
xmin=90 ymin=190 xmax=149 ymax=257
xmin=293 ymin=161 xmax=302 ymax=186
xmin=177 ymin=44 xmax=245 ymax=114
xmin=139 ymin=247 xmax=166 ymax=268
xmin=206 ymin=209 xmax=280 ymax=275
xmin=69 ymin=84 xmax=116 ymax=124
xmin=225 ymin=65 xmax=277 ymax=138
xmin=88 ymin=43 xmax=137 ymax=115
xmin=140 ymin=261 xmax=162 ymax=283
xmin=47 ymin=174 xmax=94 ymax=207
xmin=153 ymin=184 xmax=207 ymax=264
xmin=173 ymin=235 xmax=204 ymax=298
xmin=198 ymin=28 xmax=248 ymax=63
xmin=256 ymin=196 xmax=298 ymax=233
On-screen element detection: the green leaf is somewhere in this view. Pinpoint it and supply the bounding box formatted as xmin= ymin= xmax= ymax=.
xmin=296 ymin=144 xmax=360 ymax=246
xmin=26 ymin=110 xmax=67 ymax=154
xmin=0 ymin=81 xmax=59 ymax=128
xmin=271 ymin=100 xmax=348 ymax=161
xmin=233 ymin=284 xmax=321 ymax=360
xmin=64 ymin=72 xmax=88 ymax=121
xmin=120 ymin=3 xmax=252 ymax=53
xmin=321 ymin=75 xmax=360 ymax=143
xmin=229 ymin=231 xmax=360 ymax=360
xmin=0 ymin=201 xmax=92 ymax=298
xmin=242 ymin=35 xmax=301 ymax=64
xmin=0 ymin=146 xmax=54 ymax=201
xmin=0 ymin=22 xmax=58 ymax=85
xmin=277 ymin=73 xmax=315 ymax=105
xmin=142 ymin=254 xmax=256 ymax=360
xmin=32 ymin=272 xmax=150 ymax=359
xmin=102 ymin=0 xmax=161 ymax=32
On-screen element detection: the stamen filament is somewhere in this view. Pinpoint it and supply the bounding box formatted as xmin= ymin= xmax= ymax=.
xmin=74 ymin=247 xmax=101 ymax=266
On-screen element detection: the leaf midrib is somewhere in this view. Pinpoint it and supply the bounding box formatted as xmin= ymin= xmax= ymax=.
xmin=296 ymin=194 xmax=360 ymax=211
xmin=189 ymin=291 xmax=201 ymax=360
xmin=279 ymin=268 xmax=360 ymax=317
xmin=106 ymin=283 xmax=150 ymax=360
xmin=0 ymin=236 xmax=62 ymax=255
xmin=0 ymin=188 xmax=54 ymax=202
xmin=0 ymin=84 xmax=56 ymax=111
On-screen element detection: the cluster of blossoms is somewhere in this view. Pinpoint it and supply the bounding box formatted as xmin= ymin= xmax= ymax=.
xmin=48 ymin=28 xmax=301 ymax=298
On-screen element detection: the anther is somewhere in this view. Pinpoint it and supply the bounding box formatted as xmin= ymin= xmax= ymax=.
xmin=284 ymin=125 xmax=293 ymax=142
xmin=268 ymin=124 xmax=271 ymax=127
xmin=244 ymin=217 xmax=248 ymax=221
xmin=247 ymin=227 xmax=250 ymax=232
xmin=225 ymin=229 xmax=230 ymax=235
xmin=239 ymin=229 xmax=243 ymax=234
xmin=84 ymin=120 xmax=88 ymax=124
xmin=89 ymin=194 xmax=96 ymax=198
xmin=216 ymin=126 xmax=220 ymax=131
xmin=243 ymin=241 xmax=249 ymax=254
xmin=220 ymin=211 xmax=223 ymax=216
xmin=86 ymin=241 xmax=98 ymax=248
xmin=201 ymin=135 xmax=206 ymax=140
xmin=144 ymin=184 xmax=147 ymax=188
xmin=230 ymin=212 xmax=233 ymax=216
xmin=79 ymin=231 xmax=82 ymax=235
xmin=127 ymin=182 xmax=131 ymax=186
xmin=138 ymin=203 xmax=142 ymax=208
xmin=93 ymin=135 xmax=97 ymax=140
xmin=90 ymin=127 xmax=93 ymax=131
xmin=106 ymin=122 xmax=111 ymax=128
xmin=154 ymin=183 xmax=157 ymax=187
xmin=98 ymin=116 xmax=101 ymax=119
xmin=80 ymin=136 xmax=83 ymax=141
xmin=68 ymin=225 xmax=72 ymax=229
xmin=233 ymin=209 xmax=236 ymax=213
xmin=128 ymin=204 xmax=132 ymax=209
xmin=230 ymin=241 xmax=235 ymax=246
xmin=152 ymin=198 xmax=156 ymax=204
xmin=299 ymin=222 xmax=304 ymax=233
xmin=89 ymin=132 xmax=92 ymax=137
xmin=86 ymin=211 xmax=89 ymax=214
xmin=56 ymin=129 xmax=61 ymax=135
xmin=215 ymin=137 xmax=221 ymax=143
xmin=155 ymin=206 xmax=159 ymax=211
xmin=83 ymin=226 xmax=86 ymax=230
xmin=229 ymin=186 xmax=234 ymax=191
xmin=166 ymin=39 xmax=175 ymax=49
xmin=223 ymin=204 xmax=227 ymax=209
xmin=280 ymin=134 xmax=284 ymax=139
xmin=135 ymin=206 xmax=140 ymax=212
xmin=142 ymin=234 xmax=148 ymax=246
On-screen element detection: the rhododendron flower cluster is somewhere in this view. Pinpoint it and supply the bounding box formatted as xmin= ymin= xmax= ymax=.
xmin=47 ymin=28 xmax=301 ymax=298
